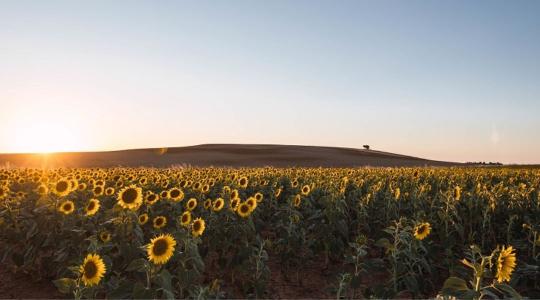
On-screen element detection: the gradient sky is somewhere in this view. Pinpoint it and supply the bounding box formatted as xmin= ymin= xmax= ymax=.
xmin=1 ymin=0 xmax=539 ymax=163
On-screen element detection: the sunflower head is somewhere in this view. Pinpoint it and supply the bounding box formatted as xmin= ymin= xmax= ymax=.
xmin=230 ymin=197 xmax=240 ymax=211
xmin=414 ymin=222 xmax=431 ymax=240
xmin=496 ymin=245 xmax=517 ymax=283
xmin=301 ymin=185 xmax=311 ymax=196
xmin=147 ymin=234 xmax=177 ymax=265
xmin=79 ymin=254 xmax=106 ymax=286
xmin=186 ymin=198 xmax=197 ymax=211
xmin=117 ymin=185 xmax=143 ymax=210
xmin=180 ymin=211 xmax=192 ymax=227
xmin=212 ymin=198 xmax=225 ymax=212
xmin=192 ymin=218 xmax=206 ymax=237
xmin=203 ymin=199 xmax=212 ymax=210
xmin=85 ymin=199 xmax=100 ymax=216
xmin=145 ymin=193 xmax=159 ymax=205
xmin=293 ymin=194 xmax=302 ymax=207
xmin=246 ymin=197 xmax=257 ymax=211
xmin=58 ymin=200 xmax=75 ymax=215
xmin=153 ymin=216 xmax=167 ymax=229
xmin=53 ymin=179 xmax=71 ymax=196
xmin=100 ymin=231 xmax=111 ymax=243
xmin=254 ymin=192 xmax=264 ymax=202
xmin=105 ymin=187 xmax=115 ymax=196
xmin=238 ymin=176 xmax=248 ymax=188
xmin=237 ymin=202 xmax=252 ymax=218
xmin=139 ymin=213 xmax=149 ymax=225
xmin=168 ymin=188 xmax=184 ymax=202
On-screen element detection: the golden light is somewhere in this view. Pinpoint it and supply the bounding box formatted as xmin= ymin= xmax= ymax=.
xmin=3 ymin=108 xmax=88 ymax=154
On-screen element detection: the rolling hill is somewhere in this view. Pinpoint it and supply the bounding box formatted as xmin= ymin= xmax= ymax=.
xmin=0 ymin=144 xmax=462 ymax=168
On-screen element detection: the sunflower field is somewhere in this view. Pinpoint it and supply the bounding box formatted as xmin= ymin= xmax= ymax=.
xmin=1 ymin=167 xmax=539 ymax=299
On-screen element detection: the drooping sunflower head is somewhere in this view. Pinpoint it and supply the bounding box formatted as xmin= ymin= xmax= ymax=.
xmin=58 ymin=200 xmax=75 ymax=215
xmin=301 ymin=185 xmax=311 ymax=196
xmin=237 ymin=202 xmax=252 ymax=218
xmin=147 ymin=234 xmax=176 ymax=265
xmin=180 ymin=211 xmax=192 ymax=227
xmin=186 ymin=198 xmax=198 ymax=211
xmin=168 ymin=188 xmax=184 ymax=202
xmin=85 ymin=199 xmax=100 ymax=216
xmin=79 ymin=253 xmax=106 ymax=286
xmin=496 ymin=245 xmax=517 ymax=283
xmin=414 ymin=222 xmax=431 ymax=240
xmin=212 ymin=198 xmax=225 ymax=212
xmin=191 ymin=218 xmax=206 ymax=237
xmin=153 ymin=216 xmax=167 ymax=229
xmin=138 ymin=213 xmax=149 ymax=225
xmin=117 ymin=185 xmax=143 ymax=210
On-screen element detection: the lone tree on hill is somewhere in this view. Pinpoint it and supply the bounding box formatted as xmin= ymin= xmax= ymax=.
xmin=363 ymin=145 xmax=370 ymax=150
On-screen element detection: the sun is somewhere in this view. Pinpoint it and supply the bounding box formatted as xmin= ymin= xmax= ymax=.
xmin=3 ymin=109 xmax=88 ymax=154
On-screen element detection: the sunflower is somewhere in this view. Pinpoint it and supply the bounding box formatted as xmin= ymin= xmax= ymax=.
xmin=85 ymin=199 xmax=100 ymax=216
xmin=203 ymin=199 xmax=212 ymax=210
xmin=117 ymin=185 xmax=143 ymax=210
xmin=139 ymin=213 xmax=149 ymax=225
xmin=238 ymin=176 xmax=248 ymax=188
xmin=58 ymin=200 xmax=75 ymax=215
xmin=201 ymin=184 xmax=210 ymax=193
xmin=230 ymin=197 xmax=240 ymax=211
xmin=105 ymin=187 xmax=115 ymax=196
xmin=168 ymin=188 xmax=184 ymax=202
xmin=293 ymin=194 xmax=301 ymax=207
xmin=36 ymin=184 xmax=48 ymax=195
xmin=160 ymin=190 xmax=170 ymax=199
xmin=301 ymin=185 xmax=311 ymax=196
xmin=254 ymin=192 xmax=264 ymax=202
xmin=153 ymin=216 xmax=167 ymax=229
xmin=192 ymin=218 xmax=206 ymax=237
xmin=186 ymin=198 xmax=198 ymax=211
xmin=100 ymin=231 xmax=111 ymax=242
xmin=147 ymin=234 xmax=176 ymax=264
xmin=246 ymin=197 xmax=258 ymax=211
xmin=414 ymin=222 xmax=431 ymax=240
xmin=145 ymin=192 xmax=159 ymax=205
xmin=496 ymin=245 xmax=517 ymax=283
xmin=180 ymin=211 xmax=192 ymax=227
xmin=237 ymin=202 xmax=252 ymax=218
xmin=230 ymin=189 xmax=239 ymax=200
xmin=52 ymin=179 xmax=71 ymax=196
xmin=213 ymin=198 xmax=225 ymax=212
xmin=78 ymin=183 xmax=87 ymax=191
xmin=394 ymin=188 xmax=401 ymax=200
xmin=275 ymin=187 xmax=282 ymax=198
xmin=79 ymin=253 xmax=106 ymax=286
xmin=454 ymin=186 xmax=462 ymax=201
xmin=93 ymin=186 xmax=104 ymax=196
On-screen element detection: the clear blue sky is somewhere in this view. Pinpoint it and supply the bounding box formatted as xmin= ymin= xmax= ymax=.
xmin=1 ymin=0 xmax=539 ymax=163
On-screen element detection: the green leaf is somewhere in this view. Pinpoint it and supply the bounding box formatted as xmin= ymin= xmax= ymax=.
xmin=125 ymin=258 xmax=147 ymax=272
xmin=493 ymin=283 xmax=522 ymax=300
xmin=375 ymin=238 xmax=391 ymax=249
xmin=53 ymin=278 xmax=76 ymax=294
xmin=442 ymin=276 xmax=470 ymax=291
